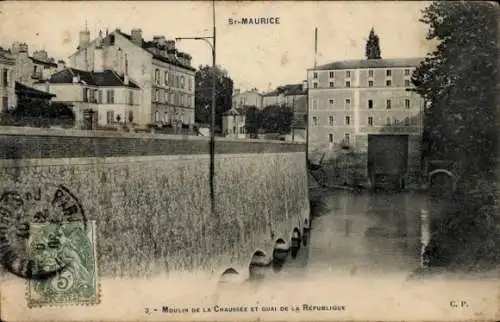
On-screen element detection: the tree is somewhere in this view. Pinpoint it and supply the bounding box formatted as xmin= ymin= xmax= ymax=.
xmin=412 ymin=1 xmax=497 ymax=174
xmin=365 ymin=28 xmax=382 ymax=59
xmin=0 ymin=99 xmax=75 ymax=128
xmin=195 ymin=65 xmax=234 ymax=133
xmin=259 ymin=104 xmax=293 ymax=134
xmin=243 ymin=105 xmax=260 ymax=137
xmin=412 ymin=1 xmax=499 ymax=268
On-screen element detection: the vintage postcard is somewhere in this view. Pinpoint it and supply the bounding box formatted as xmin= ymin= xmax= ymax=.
xmin=0 ymin=0 xmax=498 ymax=321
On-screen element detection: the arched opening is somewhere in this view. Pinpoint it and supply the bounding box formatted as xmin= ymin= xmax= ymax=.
xmin=429 ymin=169 xmax=456 ymax=198
xmin=248 ymin=250 xmax=269 ymax=281
xmin=272 ymin=238 xmax=288 ymax=273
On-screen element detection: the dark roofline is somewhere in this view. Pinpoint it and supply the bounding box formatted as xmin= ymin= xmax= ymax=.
xmin=30 ymin=57 xmax=57 ymax=67
xmin=47 ymin=67 xmax=140 ymax=89
xmin=15 ymin=82 xmax=55 ymax=98
xmin=115 ymin=29 xmax=196 ymax=72
xmin=309 ymin=57 xmax=425 ymax=71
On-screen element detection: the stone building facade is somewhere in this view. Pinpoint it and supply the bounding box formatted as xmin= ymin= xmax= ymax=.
xmin=307 ymin=58 xmax=425 ymax=186
xmin=68 ymin=28 xmax=196 ymax=127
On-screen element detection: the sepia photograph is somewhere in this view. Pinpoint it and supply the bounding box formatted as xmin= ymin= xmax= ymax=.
xmin=0 ymin=1 xmax=498 ymax=321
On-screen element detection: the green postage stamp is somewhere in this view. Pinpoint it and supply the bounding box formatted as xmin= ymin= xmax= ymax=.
xmin=26 ymin=220 xmax=99 ymax=307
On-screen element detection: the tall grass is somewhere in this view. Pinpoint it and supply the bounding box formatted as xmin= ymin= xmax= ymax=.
xmin=0 ymin=153 xmax=309 ymax=278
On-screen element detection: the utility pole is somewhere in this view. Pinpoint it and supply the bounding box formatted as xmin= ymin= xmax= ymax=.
xmin=176 ymin=0 xmax=216 ymax=215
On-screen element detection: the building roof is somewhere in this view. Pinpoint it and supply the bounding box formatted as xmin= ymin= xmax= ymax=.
xmin=282 ymin=84 xmax=306 ymax=96
xmin=263 ymin=83 xmax=306 ymax=97
xmin=43 ymin=68 xmax=140 ymax=89
xmin=0 ymin=52 xmax=15 ymax=65
xmin=114 ymin=30 xmax=196 ymax=72
xmin=29 ymin=57 xmax=57 ymax=68
xmin=311 ymin=58 xmax=425 ymax=71
xmin=15 ymin=82 xmax=56 ymax=98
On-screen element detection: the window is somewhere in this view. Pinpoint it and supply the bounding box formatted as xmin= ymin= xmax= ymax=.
xmin=329 ymin=71 xmax=334 ymax=78
xmin=346 ymin=71 xmax=351 ymax=78
xmin=405 ymin=117 xmax=410 ymax=126
xmin=2 ymin=69 xmax=8 ymax=87
xmin=83 ymin=88 xmax=89 ymax=102
xmin=313 ymin=82 xmax=318 ymax=88
xmin=106 ymin=90 xmax=114 ymax=103
xmin=188 ymin=78 xmax=192 ymax=91
xmin=345 ymin=116 xmax=350 ymax=125
xmin=155 ymin=69 xmax=160 ymax=84
xmin=98 ymin=90 xmax=103 ymax=103
xmin=344 ymin=133 xmax=350 ymax=146
xmin=313 ymin=72 xmax=318 ymax=79
xmin=368 ymin=116 xmax=373 ymax=126
xmin=345 ymin=81 xmax=351 ymax=88
xmin=329 ymin=82 xmax=334 ymax=88
xmin=368 ymin=80 xmax=373 ymax=87
xmin=404 ymin=69 xmax=410 ymax=76
xmin=368 ymin=70 xmax=373 ymax=77
xmin=155 ymin=89 xmax=160 ymax=102
xmin=109 ymin=34 xmax=115 ymax=45
xmin=2 ymin=96 xmax=8 ymax=111
xmin=311 ymin=98 xmax=318 ymax=110
xmin=386 ymin=80 xmax=392 ymax=86
xmin=155 ymin=111 xmax=160 ymax=122
xmin=128 ymin=111 xmax=134 ymax=123
xmin=89 ymin=89 xmax=97 ymax=103
xmin=329 ymin=133 xmax=333 ymax=143
xmin=368 ymin=99 xmax=373 ymax=109
xmin=329 ymin=116 xmax=334 ymax=125
xmin=405 ymin=80 xmax=410 ymax=87
xmin=312 ymin=116 xmax=318 ymax=125
xmin=129 ymin=91 xmax=134 ymax=105
xmin=329 ymin=99 xmax=334 ymax=106
xmin=386 ymin=99 xmax=391 ymax=109
xmin=405 ymin=99 xmax=410 ymax=109
xmin=386 ymin=69 xmax=392 ymax=76
xmin=180 ymin=76 xmax=185 ymax=88
xmin=106 ymin=110 xmax=114 ymax=124
xmin=164 ymin=71 xmax=169 ymax=85
xmin=393 ymin=118 xmax=398 ymax=125
xmin=386 ymin=117 xmax=391 ymax=125
xmin=345 ymin=99 xmax=351 ymax=108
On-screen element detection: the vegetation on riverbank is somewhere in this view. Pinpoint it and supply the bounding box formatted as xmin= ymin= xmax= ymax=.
xmin=413 ymin=1 xmax=498 ymax=270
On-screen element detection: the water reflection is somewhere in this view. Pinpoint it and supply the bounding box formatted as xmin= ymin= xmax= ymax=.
xmin=307 ymin=190 xmax=428 ymax=275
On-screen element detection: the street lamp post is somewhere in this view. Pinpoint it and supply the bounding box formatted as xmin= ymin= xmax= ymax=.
xmin=176 ymin=1 xmax=216 ymax=215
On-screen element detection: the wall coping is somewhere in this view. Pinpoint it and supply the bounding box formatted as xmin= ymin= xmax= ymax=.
xmin=0 ymin=126 xmax=305 ymax=146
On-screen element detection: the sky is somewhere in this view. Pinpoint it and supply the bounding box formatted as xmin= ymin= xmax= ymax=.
xmin=0 ymin=1 xmax=435 ymax=92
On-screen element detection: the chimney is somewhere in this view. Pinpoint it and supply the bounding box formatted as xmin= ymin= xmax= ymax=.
xmin=33 ymin=50 xmax=49 ymax=62
xmin=153 ymin=35 xmax=166 ymax=47
xmin=79 ymin=29 xmax=91 ymax=49
xmin=131 ymin=28 xmax=143 ymax=45
xmin=166 ymin=40 xmax=175 ymax=51
xmin=302 ymin=80 xmax=308 ymax=92
xmin=72 ymin=74 xmax=80 ymax=84
xmin=57 ymin=60 xmax=66 ymax=71
xmin=18 ymin=43 xmax=29 ymax=54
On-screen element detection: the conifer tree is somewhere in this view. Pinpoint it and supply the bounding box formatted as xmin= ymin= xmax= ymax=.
xmin=365 ymin=28 xmax=382 ymax=59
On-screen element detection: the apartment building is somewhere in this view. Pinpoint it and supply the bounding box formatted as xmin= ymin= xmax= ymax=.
xmin=34 ymin=67 xmax=141 ymax=128
xmin=68 ymin=27 xmax=196 ymax=126
xmin=307 ymin=58 xmax=425 ymax=185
